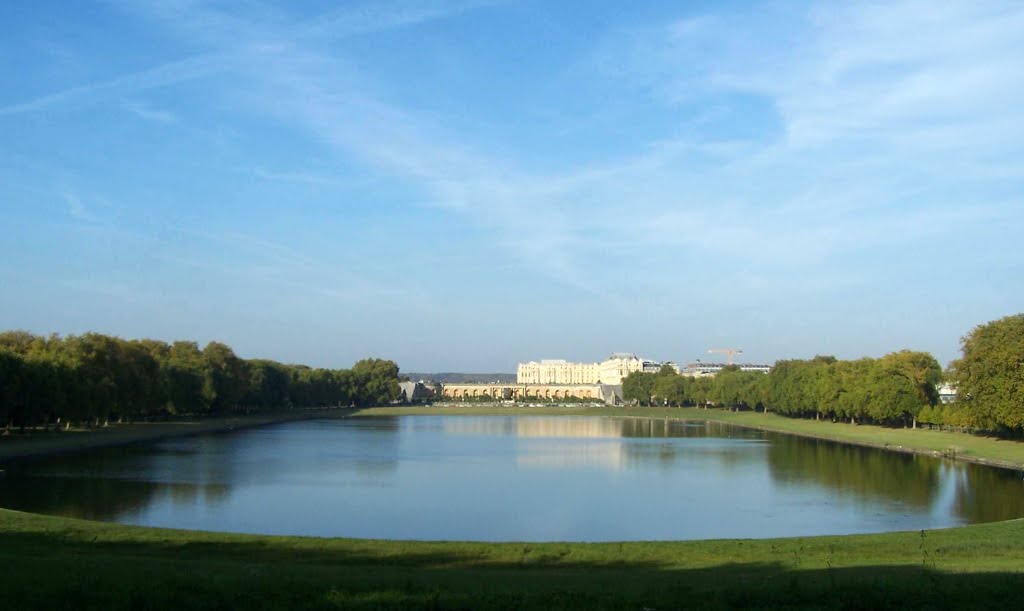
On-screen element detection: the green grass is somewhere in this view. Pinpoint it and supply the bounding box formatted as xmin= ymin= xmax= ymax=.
xmin=1 ymin=509 xmax=1022 ymax=609
xmin=358 ymin=405 xmax=1024 ymax=469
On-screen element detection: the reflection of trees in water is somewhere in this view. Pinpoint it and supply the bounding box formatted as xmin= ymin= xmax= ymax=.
xmin=0 ymin=474 xmax=228 ymax=521
xmin=619 ymin=419 xmax=763 ymax=440
xmin=0 ymin=435 xmax=237 ymax=521
xmin=951 ymin=465 xmax=1024 ymax=523
xmin=620 ymin=440 xmax=766 ymax=472
xmin=764 ymin=435 xmax=942 ymax=510
xmin=618 ymin=421 xmax=768 ymax=471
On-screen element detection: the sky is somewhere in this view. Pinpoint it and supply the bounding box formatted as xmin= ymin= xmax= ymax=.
xmin=1 ymin=0 xmax=1022 ymax=372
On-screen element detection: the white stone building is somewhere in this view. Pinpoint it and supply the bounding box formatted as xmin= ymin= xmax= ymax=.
xmin=517 ymin=353 xmax=665 ymax=386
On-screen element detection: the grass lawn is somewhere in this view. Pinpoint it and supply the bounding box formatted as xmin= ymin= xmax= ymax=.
xmin=357 ymin=405 xmax=1024 ymax=469
xmin=1 ymin=509 xmax=1022 ymax=609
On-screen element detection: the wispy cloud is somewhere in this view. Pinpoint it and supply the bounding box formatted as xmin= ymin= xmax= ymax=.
xmin=299 ymin=0 xmax=499 ymax=39
xmin=581 ymin=1 xmax=1024 ymax=263
xmin=123 ymin=100 xmax=177 ymax=123
xmin=0 ymin=54 xmax=226 ymax=117
xmin=61 ymin=191 xmax=98 ymax=223
xmin=123 ymin=0 xmax=1021 ymax=303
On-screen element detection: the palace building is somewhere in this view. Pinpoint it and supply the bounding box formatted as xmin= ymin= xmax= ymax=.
xmin=516 ymin=353 xmax=670 ymax=386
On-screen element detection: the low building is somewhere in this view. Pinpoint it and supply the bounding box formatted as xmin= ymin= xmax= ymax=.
xmin=440 ymin=382 xmax=622 ymax=405
xmin=679 ymin=362 xmax=772 ymax=377
xmin=398 ymin=381 xmax=434 ymax=404
xmin=937 ymin=383 xmax=957 ymax=404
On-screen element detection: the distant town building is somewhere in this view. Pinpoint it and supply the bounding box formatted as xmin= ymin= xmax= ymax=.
xmin=398 ymin=381 xmax=435 ymax=404
xmin=440 ymin=382 xmax=622 ymax=405
xmin=517 ymin=353 xmax=668 ymax=386
xmin=679 ymin=362 xmax=772 ymax=377
xmin=937 ymin=383 xmax=957 ymax=404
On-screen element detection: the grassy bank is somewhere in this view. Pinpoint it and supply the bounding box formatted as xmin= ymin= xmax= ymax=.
xmin=1 ymin=508 xmax=1021 ymax=609
xmin=0 ymin=408 xmax=354 ymax=462
xmin=357 ymin=405 xmax=1024 ymax=470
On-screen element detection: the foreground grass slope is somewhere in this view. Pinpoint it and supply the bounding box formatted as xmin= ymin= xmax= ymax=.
xmin=1 ymin=509 xmax=1022 ymax=609
xmin=360 ymin=405 xmax=1024 ymax=468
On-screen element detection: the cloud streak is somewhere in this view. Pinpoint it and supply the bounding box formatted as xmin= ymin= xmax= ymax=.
xmin=0 ymin=54 xmax=226 ymax=117
xmin=123 ymin=100 xmax=177 ymax=124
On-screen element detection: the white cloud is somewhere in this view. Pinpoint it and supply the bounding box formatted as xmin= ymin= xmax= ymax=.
xmin=124 ymin=100 xmax=177 ymax=123
xmin=62 ymin=191 xmax=92 ymax=222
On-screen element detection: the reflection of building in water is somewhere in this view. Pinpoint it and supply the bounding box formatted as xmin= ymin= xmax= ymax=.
xmin=442 ymin=416 xmax=710 ymax=439
xmin=442 ymin=416 xmax=627 ymax=438
xmin=517 ymin=353 xmax=674 ymax=385
xmin=517 ymin=442 xmax=626 ymax=471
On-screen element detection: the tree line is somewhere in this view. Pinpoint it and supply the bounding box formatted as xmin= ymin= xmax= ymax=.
xmin=624 ymin=313 xmax=1024 ymax=436
xmin=0 ymin=331 xmax=401 ymax=432
xmin=624 ymin=353 xmax=943 ymax=428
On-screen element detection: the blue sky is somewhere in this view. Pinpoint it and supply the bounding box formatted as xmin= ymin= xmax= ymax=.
xmin=1 ymin=0 xmax=1021 ymax=372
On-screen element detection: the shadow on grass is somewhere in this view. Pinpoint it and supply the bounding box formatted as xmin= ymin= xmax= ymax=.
xmin=1 ymin=524 xmax=1022 ymax=610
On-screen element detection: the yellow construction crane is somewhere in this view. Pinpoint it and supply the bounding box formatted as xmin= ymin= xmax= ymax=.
xmin=708 ymin=348 xmax=743 ymax=365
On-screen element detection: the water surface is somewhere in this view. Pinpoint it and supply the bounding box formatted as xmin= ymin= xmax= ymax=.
xmin=1 ymin=415 xmax=1021 ymax=541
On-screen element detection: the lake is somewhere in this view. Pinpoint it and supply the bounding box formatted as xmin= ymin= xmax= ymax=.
xmin=1 ymin=415 xmax=1022 ymax=541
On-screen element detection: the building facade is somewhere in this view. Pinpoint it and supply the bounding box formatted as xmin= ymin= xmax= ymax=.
xmin=517 ymin=353 xmax=665 ymax=386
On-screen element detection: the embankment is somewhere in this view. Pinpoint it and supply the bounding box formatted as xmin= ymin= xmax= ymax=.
xmin=0 ymin=408 xmax=354 ymax=462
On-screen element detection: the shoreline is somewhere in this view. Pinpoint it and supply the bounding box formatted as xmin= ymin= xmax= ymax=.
xmin=0 ymin=408 xmax=355 ymax=463
xmin=5 ymin=403 xmax=1022 ymax=472
xmin=688 ymin=413 xmax=1024 ymax=473
xmin=355 ymin=405 xmax=1024 ymax=472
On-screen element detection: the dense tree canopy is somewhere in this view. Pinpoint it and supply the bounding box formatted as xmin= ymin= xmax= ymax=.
xmin=0 ymin=331 xmax=401 ymax=431
xmin=951 ymin=313 xmax=1024 ymax=434
xmin=622 ymin=351 xmax=943 ymax=428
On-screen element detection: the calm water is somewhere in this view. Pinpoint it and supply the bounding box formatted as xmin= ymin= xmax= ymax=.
xmin=1 ymin=415 xmax=1022 ymax=541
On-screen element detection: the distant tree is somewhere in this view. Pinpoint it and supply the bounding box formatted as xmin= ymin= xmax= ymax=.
xmin=166 ymin=341 xmax=207 ymax=414
xmin=864 ymin=359 xmax=921 ymax=425
xmin=351 ymin=359 xmax=400 ymax=407
xmin=0 ymin=329 xmax=403 ymax=425
xmin=202 ymin=342 xmax=250 ymax=414
xmin=246 ymin=360 xmax=291 ymax=410
xmin=711 ymin=365 xmax=743 ymax=407
xmin=653 ymin=373 xmax=686 ymax=406
xmin=622 ymin=371 xmax=655 ymax=405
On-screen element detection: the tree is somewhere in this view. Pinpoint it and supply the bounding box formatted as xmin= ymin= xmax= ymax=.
xmin=202 ymin=342 xmax=250 ymax=414
xmin=653 ymin=373 xmax=686 ymax=406
xmin=246 ymin=360 xmax=291 ymax=410
xmin=952 ymin=313 xmax=1024 ymax=434
xmin=864 ymin=358 xmax=921 ymax=425
xmin=166 ymin=341 xmax=207 ymax=415
xmin=622 ymin=371 xmax=655 ymax=405
xmin=351 ymin=359 xmax=400 ymax=407
xmin=0 ymin=328 xmax=403 ymax=424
